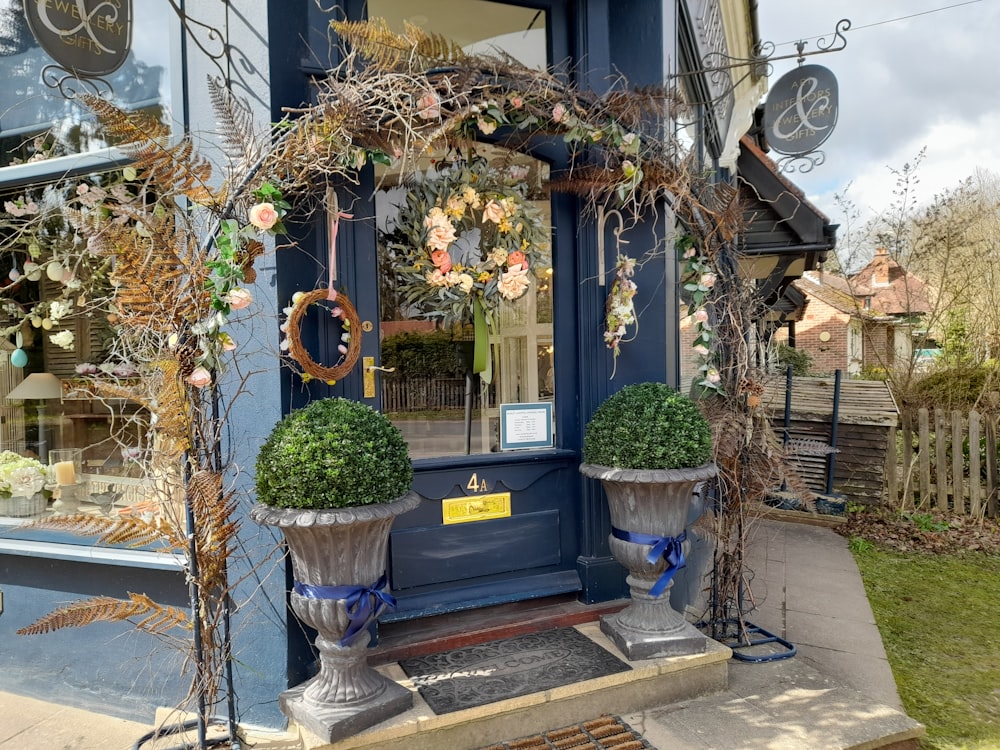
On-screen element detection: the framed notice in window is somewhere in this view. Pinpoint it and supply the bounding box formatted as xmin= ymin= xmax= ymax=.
xmin=499 ymin=402 xmax=553 ymax=451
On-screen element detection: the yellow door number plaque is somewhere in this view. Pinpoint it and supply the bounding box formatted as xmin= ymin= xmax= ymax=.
xmin=442 ymin=493 xmax=511 ymax=525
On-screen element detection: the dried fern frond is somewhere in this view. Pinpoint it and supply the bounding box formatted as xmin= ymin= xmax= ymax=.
xmin=79 ymin=94 xmax=220 ymax=206
xmin=188 ymin=470 xmax=239 ymax=592
xmin=103 ymin=218 xmax=212 ymax=335
xmin=208 ymin=76 xmax=262 ymax=177
xmin=331 ymin=18 xmax=467 ymax=72
xmin=19 ymin=514 xmax=180 ymax=549
xmin=17 ymin=593 xmax=190 ymax=636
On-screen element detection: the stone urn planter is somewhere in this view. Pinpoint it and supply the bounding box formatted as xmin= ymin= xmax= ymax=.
xmin=581 ymin=382 xmax=717 ymax=660
xmin=252 ymin=398 xmax=417 ymax=743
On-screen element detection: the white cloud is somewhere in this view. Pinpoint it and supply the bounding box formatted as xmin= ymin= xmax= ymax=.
xmin=757 ymin=1 xmax=1000 ymax=229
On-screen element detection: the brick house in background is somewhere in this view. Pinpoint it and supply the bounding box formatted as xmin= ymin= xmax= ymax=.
xmin=782 ymin=248 xmax=931 ymax=376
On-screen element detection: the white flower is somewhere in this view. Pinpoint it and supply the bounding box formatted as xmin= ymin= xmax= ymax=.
xmin=49 ymin=330 xmax=75 ymax=350
xmin=0 ymin=453 xmax=47 ymax=498
xmin=497 ymin=266 xmax=530 ymax=300
xmin=48 ymin=300 xmax=72 ymax=322
xmin=457 ymin=273 xmax=475 ymax=293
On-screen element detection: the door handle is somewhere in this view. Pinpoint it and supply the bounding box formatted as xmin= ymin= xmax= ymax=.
xmin=362 ymin=357 xmax=395 ymax=398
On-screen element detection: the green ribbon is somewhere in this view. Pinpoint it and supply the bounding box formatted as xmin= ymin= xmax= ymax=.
xmin=473 ymin=296 xmax=488 ymax=374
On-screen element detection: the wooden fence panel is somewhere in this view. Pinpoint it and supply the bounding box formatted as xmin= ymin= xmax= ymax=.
xmin=986 ymin=415 xmax=997 ymax=518
xmin=970 ymin=410 xmax=981 ymax=517
xmin=935 ymin=409 xmax=949 ymax=512
xmin=891 ymin=407 xmax=999 ymax=519
xmin=951 ymin=410 xmax=964 ymax=515
xmin=918 ymin=408 xmax=931 ymax=507
xmin=901 ymin=411 xmax=914 ymax=510
xmin=885 ymin=424 xmax=897 ymax=507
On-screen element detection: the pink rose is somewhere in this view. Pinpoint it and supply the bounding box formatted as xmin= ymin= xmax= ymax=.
xmin=694 ymin=309 xmax=709 ymax=323
xmin=684 ymin=246 xmax=698 ymax=259
xmin=693 ymin=344 xmax=709 ymax=356
xmin=186 ymin=366 xmax=212 ymax=388
xmin=706 ymin=369 xmax=721 ymax=384
xmin=482 ymin=200 xmax=505 ymax=224
xmin=226 ymin=288 xmax=253 ymax=310
xmin=249 ymin=202 xmax=279 ymax=230
xmin=552 ymin=103 xmax=567 ymax=123
xmin=416 ymin=91 xmax=441 ymax=120
xmin=510 ymin=95 xmax=524 ymax=109
xmin=506 ymin=250 xmax=527 ymax=270
xmin=699 ymin=272 xmax=717 ymax=289
xmin=430 ymin=250 xmax=452 ymax=273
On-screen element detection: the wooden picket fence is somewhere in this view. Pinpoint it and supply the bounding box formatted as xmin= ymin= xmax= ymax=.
xmin=889 ymin=408 xmax=1000 ymax=518
xmin=381 ymin=377 xmax=481 ymax=413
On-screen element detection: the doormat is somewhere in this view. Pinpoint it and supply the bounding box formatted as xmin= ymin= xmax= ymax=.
xmin=478 ymin=715 xmax=653 ymax=750
xmin=398 ymin=627 xmax=631 ymax=715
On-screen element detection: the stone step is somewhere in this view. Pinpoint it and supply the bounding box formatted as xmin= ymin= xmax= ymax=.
xmin=297 ymin=622 xmax=732 ymax=750
xmin=286 ymin=622 xmax=924 ymax=750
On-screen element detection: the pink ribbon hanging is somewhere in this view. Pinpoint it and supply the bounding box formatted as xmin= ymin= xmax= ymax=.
xmin=327 ymin=190 xmax=353 ymax=301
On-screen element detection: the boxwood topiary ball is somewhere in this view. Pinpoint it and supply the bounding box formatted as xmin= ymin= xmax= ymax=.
xmin=255 ymin=398 xmax=413 ymax=509
xmin=583 ymin=382 xmax=712 ymax=470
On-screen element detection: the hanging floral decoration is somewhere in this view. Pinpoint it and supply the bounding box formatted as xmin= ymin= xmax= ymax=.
xmin=380 ymin=157 xmax=550 ymax=329
xmin=279 ymin=288 xmax=361 ymax=385
xmin=678 ymin=235 xmax=722 ymax=392
xmin=603 ymin=255 xmax=638 ymax=374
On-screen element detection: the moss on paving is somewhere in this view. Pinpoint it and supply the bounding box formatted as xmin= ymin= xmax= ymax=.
xmin=852 ymin=547 xmax=1000 ymax=749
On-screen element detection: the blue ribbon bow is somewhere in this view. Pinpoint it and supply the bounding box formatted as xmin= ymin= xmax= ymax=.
xmin=611 ymin=527 xmax=687 ymax=598
xmin=293 ymin=573 xmax=396 ymax=647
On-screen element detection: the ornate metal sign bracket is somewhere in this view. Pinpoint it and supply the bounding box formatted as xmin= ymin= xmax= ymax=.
xmin=672 ymin=19 xmax=851 ymax=112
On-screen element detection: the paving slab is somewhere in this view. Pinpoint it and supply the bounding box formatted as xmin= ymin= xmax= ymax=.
xmin=632 ymin=658 xmax=921 ymax=750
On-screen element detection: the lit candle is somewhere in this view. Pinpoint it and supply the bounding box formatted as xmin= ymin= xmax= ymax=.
xmin=54 ymin=460 xmax=77 ymax=486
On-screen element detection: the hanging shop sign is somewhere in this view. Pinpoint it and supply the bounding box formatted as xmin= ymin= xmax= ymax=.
xmin=764 ymin=64 xmax=839 ymax=156
xmin=25 ymin=0 xmax=133 ymax=77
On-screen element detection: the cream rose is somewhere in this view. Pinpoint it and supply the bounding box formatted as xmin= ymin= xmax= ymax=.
xmin=497 ymin=266 xmax=530 ymax=300
xmin=426 ymin=223 xmax=457 ymax=252
xmin=226 ymin=288 xmax=253 ymax=310
xmin=186 ymin=366 xmax=212 ymax=388
xmin=482 ymin=200 xmax=505 ymax=224
xmin=249 ymin=202 xmax=279 ymax=231
xmin=457 ymin=273 xmax=475 ymax=293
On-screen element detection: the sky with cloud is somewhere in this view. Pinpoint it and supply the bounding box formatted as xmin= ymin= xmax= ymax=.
xmin=756 ymin=1 xmax=999 ymax=234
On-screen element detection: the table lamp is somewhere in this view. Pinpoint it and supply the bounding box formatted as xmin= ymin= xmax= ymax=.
xmin=6 ymin=372 xmax=63 ymax=462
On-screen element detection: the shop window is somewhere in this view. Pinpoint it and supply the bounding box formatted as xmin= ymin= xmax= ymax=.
xmin=367 ymin=0 xmax=547 ymax=70
xmin=0 ymin=2 xmax=180 ymax=178
xmin=0 ymin=179 xmax=157 ymax=529
xmin=0 ymin=2 xmax=180 ymax=534
xmin=364 ymin=1 xmax=553 ymax=459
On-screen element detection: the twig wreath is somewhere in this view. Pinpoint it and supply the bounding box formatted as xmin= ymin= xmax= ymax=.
xmin=281 ymin=288 xmax=361 ymax=384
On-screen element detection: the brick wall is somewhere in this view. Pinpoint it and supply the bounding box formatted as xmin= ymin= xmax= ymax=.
xmin=863 ymin=321 xmax=894 ymax=371
xmin=793 ymin=297 xmax=851 ymax=375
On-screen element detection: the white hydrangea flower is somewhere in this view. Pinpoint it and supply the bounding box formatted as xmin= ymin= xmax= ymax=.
xmin=49 ymin=330 xmax=75 ymax=350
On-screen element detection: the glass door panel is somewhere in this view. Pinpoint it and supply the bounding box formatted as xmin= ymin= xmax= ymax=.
xmin=375 ymin=147 xmax=554 ymax=459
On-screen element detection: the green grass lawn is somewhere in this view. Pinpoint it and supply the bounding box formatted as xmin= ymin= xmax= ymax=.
xmin=852 ymin=545 xmax=1000 ymax=749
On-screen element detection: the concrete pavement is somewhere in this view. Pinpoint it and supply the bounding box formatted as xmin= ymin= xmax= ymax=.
xmin=0 ymin=517 xmax=923 ymax=750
